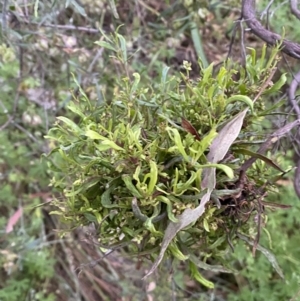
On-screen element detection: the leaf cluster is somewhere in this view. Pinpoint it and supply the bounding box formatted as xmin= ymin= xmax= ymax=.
xmin=46 ymin=33 xmax=287 ymax=286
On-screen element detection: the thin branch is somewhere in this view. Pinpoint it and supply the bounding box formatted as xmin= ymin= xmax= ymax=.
xmin=30 ymin=21 xmax=100 ymax=33
xmin=294 ymin=160 xmax=300 ymax=198
xmin=3 ymin=12 xmax=101 ymax=34
xmin=226 ymin=21 xmax=239 ymax=60
xmin=260 ymin=0 xmax=274 ymax=20
xmin=288 ymin=68 xmax=300 ymax=198
xmin=2 ymin=0 xmax=8 ymax=32
xmin=270 ymin=1 xmax=289 ymax=18
xmin=14 ymin=15 xmax=100 ymax=33
xmin=0 ymin=116 xmax=13 ymax=131
xmin=240 ymin=119 xmax=300 ymax=173
xmin=242 ymin=0 xmax=300 ymax=59
xmin=290 ymin=0 xmax=300 ymax=20
xmin=239 ymin=20 xmax=246 ymax=66
xmin=252 ymin=190 xmax=267 ymax=256
xmin=253 ymin=67 xmax=277 ymax=103
xmin=288 ymin=71 xmax=300 ymax=119
xmin=13 ymin=121 xmax=41 ymax=145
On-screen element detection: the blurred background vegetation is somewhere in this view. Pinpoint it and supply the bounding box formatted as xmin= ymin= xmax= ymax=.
xmin=0 ymin=0 xmax=300 ymax=300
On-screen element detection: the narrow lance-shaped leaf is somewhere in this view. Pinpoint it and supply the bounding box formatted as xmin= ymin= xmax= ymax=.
xmin=161 ymin=65 xmax=170 ymax=92
xmin=117 ymin=33 xmax=127 ymax=63
xmin=108 ymin=0 xmax=119 ymax=19
xmin=85 ymin=130 xmax=124 ymax=151
xmin=263 ymin=73 xmax=287 ymax=95
xmin=226 ymin=95 xmax=253 ymax=112
xmin=94 ymin=41 xmax=117 ymax=52
xmin=234 ymin=148 xmax=285 ymax=172
xmin=181 ymin=117 xmax=201 ymax=141
xmin=189 ymin=261 xmax=214 ymax=288
xmin=130 ymin=73 xmax=140 ymax=97
xmin=57 ymin=116 xmax=83 ymax=135
xmin=166 ymin=127 xmax=189 ymax=161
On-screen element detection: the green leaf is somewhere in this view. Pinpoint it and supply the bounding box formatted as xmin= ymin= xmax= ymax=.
xmin=226 ymin=95 xmax=254 ymax=112
xmin=117 ymin=33 xmax=127 ymax=63
xmin=259 ymin=44 xmax=267 ymax=69
xmin=144 ymin=218 xmax=163 ymax=236
xmin=203 ymin=219 xmax=210 ymax=232
xmin=108 ymin=0 xmax=119 ymax=19
xmin=57 ymin=116 xmax=83 ymax=134
xmin=122 ymin=175 xmax=143 ymax=198
xmin=71 ymin=73 xmax=90 ymax=104
xmin=161 ymin=65 xmax=170 ymax=90
xmin=130 ymin=73 xmax=140 ymax=96
xmin=67 ymin=0 xmax=86 ymax=16
xmin=200 ymin=163 xmax=234 ymax=179
xmin=167 ymin=127 xmax=189 ymax=161
xmin=101 ymin=178 xmax=122 ymax=208
xmin=146 ymin=160 xmax=158 ymax=194
xmin=94 ymin=41 xmax=117 ymax=52
xmin=100 ymin=140 xmax=124 ymax=151
xmin=95 ymin=143 xmax=115 ymax=151
xmin=202 ymin=62 xmax=214 ymax=83
xmin=234 ymin=148 xmax=285 ymax=172
xmin=67 ymin=101 xmax=86 ymax=119
xmin=247 ymin=47 xmax=257 ymax=65
xmin=263 ymin=73 xmax=287 ymax=95
xmin=190 ymin=21 xmax=208 ymax=68
xmin=157 ymin=195 xmax=178 ymax=223
xmin=85 ymin=131 xmax=124 ymax=150
xmin=84 ymin=212 xmax=98 ymax=223
xmin=169 ymin=243 xmax=189 ymax=260
xmin=85 ymin=130 xmax=106 ymax=140
xmin=189 ymin=261 xmax=214 ymax=288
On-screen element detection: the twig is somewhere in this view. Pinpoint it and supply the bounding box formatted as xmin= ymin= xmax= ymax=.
xmin=239 ymin=20 xmax=246 ymax=66
xmin=87 ymin=48 xmax=104 ymax=73
xmin=270 ymin=1 xmax=289 ymax=18
xmin=35 ymin=22 xmax=100 ymax=33
xmin=290 ymin=0 xmax=300 ymax=20
xmin=2 ymin=0 xmax=8 ymax=32
xmin=7 ymin=14 xmax=101 ymax=34
xmin=0 ymin=97 xmax=12 ymax=131
xmin=287 ymin=67 xmax=300 ymax=198
xmin=226 ymin=21 xmax=239 ymax=60
xmin=294 ymin=160 xmax=300 ymax=198
xmin=252 ymin=190 xmax=267 ymax=256
xmin=288 ymin=70 xmax=300 ymax=119
xmin=240 ymin=119 xmax=300 ymax=173
xmin=253 ymin=67 xmax=277 ymax=103
xmin=0 ymin=116 xmax=13 ymax=131
xmin=13 ymin=121 xmax=41 ymax=145
xmin=242 ymin=0 xmax=300 ymax=59
xmin=260 ymin=0 xmax=274 ymax=20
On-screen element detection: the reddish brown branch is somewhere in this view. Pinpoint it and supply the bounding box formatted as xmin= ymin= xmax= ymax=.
xmin=240 ymin=120 xmax=300 ymax=173
xmin=291 ymin=0 xmax=300 ymax=20
xmin=288 ymin=71 xmax=300 ymax=119
xmin=242 ymin=0 xmax=300 ymax=59
xmin=288 ymin=70 xmax=300 ymax=198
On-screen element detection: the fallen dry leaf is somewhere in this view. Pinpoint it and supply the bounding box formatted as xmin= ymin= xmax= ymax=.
xmin=6 ymin=207 xmax=23 ymax=233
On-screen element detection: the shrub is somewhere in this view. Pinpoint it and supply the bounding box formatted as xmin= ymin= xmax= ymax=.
xmin=46 ymin=32 xmax=287 ymax=287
